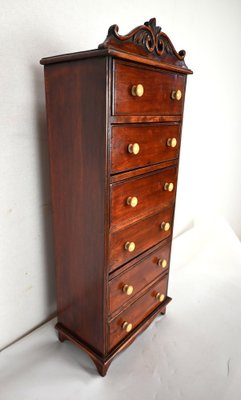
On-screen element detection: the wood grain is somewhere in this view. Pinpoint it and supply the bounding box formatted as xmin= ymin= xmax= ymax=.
xmin=111 ymin=123 xmax=181 ymax=173
xmin=113 ymin=60 xmax=186 ymax=116
xmin=109 ymin=207 xmax=174 ymax=272
xmin=111 ymin=166 xmax=177 ymax=231
xmin=41 ymin=18 xmax=191 ymax=376
xmin=45 ymin=57 xmax=109 ymax=355
xmin=40 ymin=48 xmax=193 ymax=75
xmin=109 ymin=241 xmax=171 ymax=314
xmin=109 ymin=274 xmax=168 ymax=350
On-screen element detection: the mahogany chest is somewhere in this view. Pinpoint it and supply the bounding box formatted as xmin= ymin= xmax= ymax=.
xmin=40 ymin=18 xmax=192 ymax=376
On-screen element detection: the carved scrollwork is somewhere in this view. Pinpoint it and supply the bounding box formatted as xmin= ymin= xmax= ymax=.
xmin=99 ymin=18 xmax=187 ymax=68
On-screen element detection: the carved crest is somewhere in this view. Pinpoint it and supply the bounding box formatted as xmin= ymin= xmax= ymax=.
xmin=99 ymin=18 xmax=188 ymax=69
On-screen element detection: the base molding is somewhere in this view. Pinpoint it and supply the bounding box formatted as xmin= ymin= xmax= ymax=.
xmin=56 ymin=324 xmax=112 ymax=376
xmin=55 ymin=296 xmax=171 ymax=376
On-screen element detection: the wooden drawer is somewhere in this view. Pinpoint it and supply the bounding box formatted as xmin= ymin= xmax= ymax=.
xmin=111 ymin=124 xmax=180 ymax=174
xmin=109 ymin=274 xmax=168 ymax=350
xmin=109 ymin=241 xmax=171 ymax=314
xmin=111 ymin=166 xmax=177 ymax=231
xmin=113 ymin=60 xmax=186 ymax=116
xmin=109 ymin=207 xmax=173 ymax=272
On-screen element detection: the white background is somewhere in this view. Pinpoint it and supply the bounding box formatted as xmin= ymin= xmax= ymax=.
xmin=1 ymin=0 xmax=241 ymax=350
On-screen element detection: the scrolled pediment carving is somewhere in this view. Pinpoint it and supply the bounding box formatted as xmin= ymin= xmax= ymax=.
xmin=99 ymin=18 xmax=188 ymax=69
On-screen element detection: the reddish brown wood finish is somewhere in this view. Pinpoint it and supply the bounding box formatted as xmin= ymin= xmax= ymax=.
xmin=109 ymin=274 xmax=168 ymax=350
xmin=44 ymin=57 xmax=109 ymax=355
xmin=110 ymin=159 xmax=177 ymax=183
xmin=109 ymin=207 xmax=174 ymax=272
xmin=40 ymin=48 xmax=192 ymax=75
xmin=113 ymin=60 xmax=186 ymax=116
xmin=110 ymin=115 xmax=182 ymax=124
xmin=41 ymin=18 xmax=192 ymax=377
xmin=109 ymin=241 xmax=171 ymax=314
xmin=55 ymin=294 xmax=171 ymax=376
xmin=111 ymin=166 xmax=177 ymax=230
xmin=111 ymin=123 xmax=181 ymax=173
xmin=99 ymin=18 xmax=189 ymax=71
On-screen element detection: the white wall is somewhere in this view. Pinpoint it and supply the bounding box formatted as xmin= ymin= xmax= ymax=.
xmin=1 ymin=0 xmax=241 ymax=349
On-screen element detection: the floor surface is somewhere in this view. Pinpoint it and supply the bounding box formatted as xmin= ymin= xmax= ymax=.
xmin=1 ymin=217 xmax=241 ymax=400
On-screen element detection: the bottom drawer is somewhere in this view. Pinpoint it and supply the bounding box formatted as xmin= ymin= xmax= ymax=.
xmin=109 ymin=274 xmax=168 ymax=350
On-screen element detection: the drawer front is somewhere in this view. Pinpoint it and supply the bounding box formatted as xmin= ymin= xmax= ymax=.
xmin=109 ymin=207 xmax=173 ymax=272
xmin=109 ymin=241 xmax=171 ymax=314
xmin=111 ymin=124 xmax=180 ymax=174
xmin=113 ymin=60 xmax=186 ymax=116
xmin=109 ymin=274 xmax=168 ymax=350
xmin=111 ymin=166 xmax=177 ymax=231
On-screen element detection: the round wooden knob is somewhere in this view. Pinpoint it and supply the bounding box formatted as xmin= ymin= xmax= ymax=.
xmin=122 ymin=284 xmax=134 ymax=295
xmin=124 ymin=241 xmax=136 ymax=252
xmin=156 ymin=293 xmax=165 ymax=303
xmin=171 ymin=89 xmax=182 ymax=101
xmin=161 ymin=222 xmax=171 ymax=232
xmin=128 ymin=143 xmax=140 ymax=155
xmin=158 ymin=259 xmax=168 ymax=268
xmin=164 ymin=182 xmax=174 ymax=192
xmin=126 ymin=196 xmax=138 ymax=207
xmin=122 ymin=321 xmax=133 ymax=332
xmin=131 ymin=84 xmax=144 ymax=97
xmin=167 ymin=138 xmax=177 ymax=148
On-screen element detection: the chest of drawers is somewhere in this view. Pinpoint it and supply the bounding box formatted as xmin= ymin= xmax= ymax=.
xmin=40 ymin=18 xmax=192 ymax=376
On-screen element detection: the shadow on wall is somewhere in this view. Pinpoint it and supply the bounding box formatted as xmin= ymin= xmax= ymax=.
xmin=32 ymin=63 xmax=56 ymax=316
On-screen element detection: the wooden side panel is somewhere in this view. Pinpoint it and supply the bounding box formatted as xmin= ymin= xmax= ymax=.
xmin=44 ymin=57 xmax=108 ymax=355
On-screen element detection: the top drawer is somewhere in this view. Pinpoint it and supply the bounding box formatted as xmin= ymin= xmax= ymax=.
xmin=113 ymin=60 xmax=186 ymax=116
